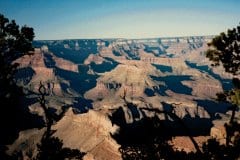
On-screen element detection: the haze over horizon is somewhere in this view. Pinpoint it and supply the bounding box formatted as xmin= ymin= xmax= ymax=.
xmin=0 ymin=0 xmax=239 ymax=40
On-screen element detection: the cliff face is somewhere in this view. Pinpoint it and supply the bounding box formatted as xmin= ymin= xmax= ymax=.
xmin=25 ymin=36 xmax=233 ymax=125
xmin=52 ymin=108 xmax=121 ymax=160
xmin=9 ymin=36 xmax=236 ymax=157
xmin=13 ymin=47 xmax=83 ymax=119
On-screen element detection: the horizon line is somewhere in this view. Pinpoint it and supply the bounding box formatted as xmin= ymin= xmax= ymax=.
xmin=34 ymin=34 xmax=216 ymax=41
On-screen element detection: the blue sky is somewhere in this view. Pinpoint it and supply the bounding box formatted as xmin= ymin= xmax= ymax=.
xmin=0 ymin=0 xmax=239 ymax=40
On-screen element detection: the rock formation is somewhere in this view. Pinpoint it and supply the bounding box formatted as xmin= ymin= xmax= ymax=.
xmin=52 ymin=108 xmax=121 ymax=160
xmin=8 ymin=36 xmax=237 ymax=158
xmin=7 ymin=109 xmax=121 ymax=160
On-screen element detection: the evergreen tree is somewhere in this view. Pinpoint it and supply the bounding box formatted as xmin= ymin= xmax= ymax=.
xmin=206 ymin=24 xmax=240 ymax=148
xmin=206 ymin=24 xmax=240 ymax=124
xmin=0 ymin=13 xmax=35 ymax=144
xmin=0 ymin=14 xmax=85 ymax=159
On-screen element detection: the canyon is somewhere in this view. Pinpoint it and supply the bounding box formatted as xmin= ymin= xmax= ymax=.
xmin=8 ymin=36 xmax=239 ymax=159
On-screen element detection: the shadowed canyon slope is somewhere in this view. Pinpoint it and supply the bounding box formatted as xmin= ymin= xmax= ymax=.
xmin=9 ymin=36 xmax=239 ymax=159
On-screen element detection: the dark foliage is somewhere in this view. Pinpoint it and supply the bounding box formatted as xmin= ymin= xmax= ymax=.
xmin=0 ymin=13 xmax=37 ymax=144
xmin=0 ymin=14 xmax=85 ymax=159
xmin=206 ymin=24 xmax=240 ymax=153
xmin=36 ymin=132 xmax=85 ymax=160
xmin=206 ymin=24 xmax=240 ymax=75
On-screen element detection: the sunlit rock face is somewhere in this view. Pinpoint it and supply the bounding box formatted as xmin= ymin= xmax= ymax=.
xmin=17 ymin=36 xmax=233 ymax=125
xmin=7 ymin=109 xmax=121 ymax=160
xmin=10 ymin=36 xmax=236 ymax=157
xmin=52 ymin=108 xmax=121 ymax=160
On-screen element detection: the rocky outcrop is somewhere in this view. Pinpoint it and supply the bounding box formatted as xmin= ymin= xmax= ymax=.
xmin=84 ymin=54 xmax=104 ymax=65
xmin=52 ymin=108 xmax=121 ymax=160
xmin=52 ymin=53 xmax=79 ymax=73
xmin=7 ymin=108 xmax=121 ymax=160
xmin=182 ymin=75 xmax=223 ymax=99
xmin=210 ymin=124 xmax=227 ymax=144
xmin=169 ymin=136 xmax=210 ymax=153
xmin=14 ymin=48 xmax=45 ymax=68
xmin=85 ymin=62 xmax=159 ymax=102
xmin=14 ymin=49 xmax=57 ymax=93
xmin=172 ymin=104 xmax=210 ymax=119
xmin=7 ymin=128 xmax=46 ymax=158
